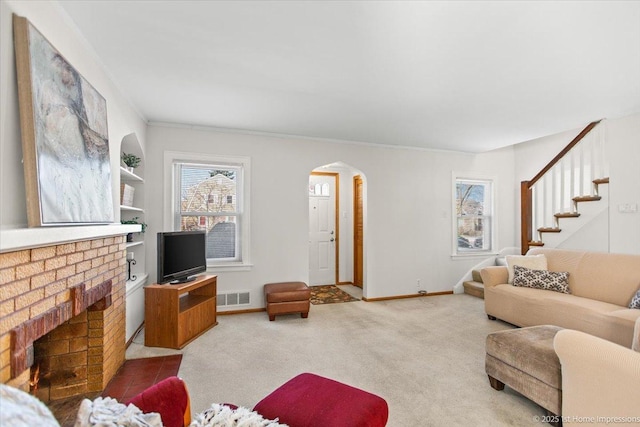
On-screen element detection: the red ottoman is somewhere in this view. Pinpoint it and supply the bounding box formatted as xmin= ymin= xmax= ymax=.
xmin=253 ymin=373 xmax=388 ymax=427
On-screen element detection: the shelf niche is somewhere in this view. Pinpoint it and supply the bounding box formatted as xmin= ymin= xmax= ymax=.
xmin=119 ymin=132 xmax=147 ymax=343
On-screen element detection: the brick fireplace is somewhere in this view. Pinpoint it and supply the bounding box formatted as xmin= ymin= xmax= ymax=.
xmin=0 ymin=231 xmax=129 ymax=401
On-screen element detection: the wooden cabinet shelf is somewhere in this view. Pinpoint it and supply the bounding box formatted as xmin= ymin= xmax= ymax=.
xmin=145 ymin=275 xmax=217 ymax=349
xmin=179 ymin=294 xmax=211 ymax=313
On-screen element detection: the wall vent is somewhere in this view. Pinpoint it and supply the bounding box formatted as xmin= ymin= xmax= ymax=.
xmin=217 ymin=291 xmax=251 ymax=306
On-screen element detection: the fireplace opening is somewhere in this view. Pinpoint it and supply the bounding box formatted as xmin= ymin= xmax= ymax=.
xmin=30 ymin=311 xmax=90 ymax=403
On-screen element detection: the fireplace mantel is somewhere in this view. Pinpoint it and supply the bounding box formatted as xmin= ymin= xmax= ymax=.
xmin=0 ymin=224 xmax=141 ymax=253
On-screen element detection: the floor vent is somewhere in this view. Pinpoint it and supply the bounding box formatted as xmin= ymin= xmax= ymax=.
xmin=217 ymin=291 xmax=250 ymax=306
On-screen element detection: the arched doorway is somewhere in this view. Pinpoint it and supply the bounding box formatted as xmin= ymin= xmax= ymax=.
xmin=308 ymin=162 xmax=367 ymax=297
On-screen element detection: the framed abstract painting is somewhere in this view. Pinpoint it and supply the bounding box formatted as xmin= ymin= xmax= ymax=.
xmin=13 ymin=14 xmax=114 ymax=226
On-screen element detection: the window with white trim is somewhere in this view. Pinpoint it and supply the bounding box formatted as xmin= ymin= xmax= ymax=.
xmin=454 ymin=178 xmax=493 ymax=254
xmin=173 ymin=160 xmax=247 ymax=265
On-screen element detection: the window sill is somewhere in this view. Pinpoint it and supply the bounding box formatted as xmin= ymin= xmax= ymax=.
xmin=206 ymin=263 xmax=253 ymax=272
xmin=451 ymin=252 xmax=498 ymax=259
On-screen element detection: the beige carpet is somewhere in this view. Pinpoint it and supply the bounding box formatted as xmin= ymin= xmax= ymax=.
xmin=127 ymin=294 xmax=542 ymax=426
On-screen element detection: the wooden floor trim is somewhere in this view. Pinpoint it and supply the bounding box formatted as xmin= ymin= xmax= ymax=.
xmin=218 ymin=291 xmax=455 ymax=313
xmin=218 ymin=307 xmax=266 ymax=316
xmin=126 ymin=322 xmax=145 ymax=348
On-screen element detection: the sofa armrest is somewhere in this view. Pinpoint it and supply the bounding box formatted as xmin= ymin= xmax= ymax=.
xmin=554 ymin=330 xmax=640 ymax=425
xmin=633 ymin=317 xmax=640 ymax=353
xmin=480 ymin=266 xmax=508 ymax=288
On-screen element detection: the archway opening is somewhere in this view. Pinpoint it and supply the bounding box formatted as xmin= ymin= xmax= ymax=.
xmin=308 ymin=161 xmax=367 ymax=299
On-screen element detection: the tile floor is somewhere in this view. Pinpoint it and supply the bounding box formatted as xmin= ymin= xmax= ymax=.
xmin=50 ymin=354 xmax=182 ymax=426
xmin=337 ymin=284 xmax=363 ymax=299
xmin=101 ymin=354 xmax=183 ymax=401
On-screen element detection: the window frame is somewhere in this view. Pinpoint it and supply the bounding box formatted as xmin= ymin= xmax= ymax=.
xmin=452 ymin=174 xmax=496 ymax=257
xmin=164 ymin=151 xmax=252 ymax=271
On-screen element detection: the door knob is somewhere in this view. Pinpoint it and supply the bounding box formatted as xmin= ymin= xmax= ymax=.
xmin=330 ymin=238 xmax=335 ymax=242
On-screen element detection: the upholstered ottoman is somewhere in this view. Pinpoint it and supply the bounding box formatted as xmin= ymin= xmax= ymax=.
xmin=264 ymin=281 xmax=311 ymax=321
xmin=486 ymin=325 xmax=563 ymax=423
xmin=253 ymin=373 xmax=389 ymax=427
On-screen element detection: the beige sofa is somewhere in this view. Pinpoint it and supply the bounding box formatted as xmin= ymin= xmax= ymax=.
xmin=481 ymin=248 xmax=640 ymax=348
xmin=553 ymin=318 xmax=640 ymax=426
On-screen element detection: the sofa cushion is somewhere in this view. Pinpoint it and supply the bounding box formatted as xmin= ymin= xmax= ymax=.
xmin=513 ymin=265 xmax=570 ymax=294
xmin=506 ymin=254 xmax=547 ymax=284
xmin=629 ymin=289 xmax=640 ymax=309
xmin=527 ymin=248 xmax=640 ymax=307
xmin=485 ymin=284 xmax=639 ymax=347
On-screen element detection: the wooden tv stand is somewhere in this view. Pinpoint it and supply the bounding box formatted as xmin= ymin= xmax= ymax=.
xmin=145 ymin=275 xmax=217 ymax=349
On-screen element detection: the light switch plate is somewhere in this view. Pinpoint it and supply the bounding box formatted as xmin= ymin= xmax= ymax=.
xmin=618 ymin=203 xmax=638 ymax=213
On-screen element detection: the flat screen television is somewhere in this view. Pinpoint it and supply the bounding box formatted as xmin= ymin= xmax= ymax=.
xmin=157 ymin=231 xmax=207 ymax=284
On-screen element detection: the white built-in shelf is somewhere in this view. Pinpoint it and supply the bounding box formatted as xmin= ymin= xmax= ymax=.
xmin=126 ymin=273 xmax=149 ymax=297
xmin=126 ymin=241 xmax=144 ymax=249
xmin=120 ymin=167 xmax=143 ymax=182
xmin=120 ymin=205 xmax=144 ymax=213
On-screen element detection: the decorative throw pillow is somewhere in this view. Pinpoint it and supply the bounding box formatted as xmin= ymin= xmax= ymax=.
xmin=629 ymin=289 xmax=640 ymax=309
xmin=75 ymin=396 xmax=162 ymax=427
xmin=506 ymin=254 xmax=547 ymax=284
xmin=191 ymin=403 xmax=287 ymax=427
xmin=513 ymin=265 xmax=570 ymax=294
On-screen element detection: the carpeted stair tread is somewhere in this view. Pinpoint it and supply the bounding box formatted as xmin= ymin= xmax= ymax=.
xmin=471 ymin=269 xmax=483 ymax=283
xmin=463 ymin=281 xmax=484 ymax=299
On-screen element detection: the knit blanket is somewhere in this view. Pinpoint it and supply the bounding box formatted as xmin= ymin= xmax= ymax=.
xmin=74 ymin=396 xmax=162 ymax=427
xmin=0 ymin=383 xmax=59 ymax=427
xmin=190 ymin=403 xmax=287 ymax=427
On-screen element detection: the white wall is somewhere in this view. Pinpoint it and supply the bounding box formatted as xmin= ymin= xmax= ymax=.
xmin=0 ymin=0 xmax=147 ymax=229
xmin=3 ymin=0 xmax=636 ymax=312
xmin=146 ymin=124 xmax=516 ymax=307
xmin=512 ymin=113 xmax=640 ymax=255
xmin=607 ymin=113 xmax=640 ymax=254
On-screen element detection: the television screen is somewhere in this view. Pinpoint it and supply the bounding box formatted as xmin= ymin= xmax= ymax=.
xmin=157 ymin=231 xmax=207 ymax=284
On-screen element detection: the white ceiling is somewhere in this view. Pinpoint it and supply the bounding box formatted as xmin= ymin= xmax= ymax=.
xmin=58 ymin=1 xmax=640 ymax=153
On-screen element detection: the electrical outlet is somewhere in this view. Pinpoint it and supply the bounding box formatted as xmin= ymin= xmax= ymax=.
xmin=417 ymin=279 xmax=427 ymax=295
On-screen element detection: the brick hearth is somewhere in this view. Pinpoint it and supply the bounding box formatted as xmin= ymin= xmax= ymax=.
xmin=0 ymin=235 xmax=127 ymax=400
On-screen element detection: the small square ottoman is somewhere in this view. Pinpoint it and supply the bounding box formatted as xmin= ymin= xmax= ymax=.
xmin=253 ymin=373 xmax=389 ymax=427
xmin=486 ymin=325 xmax=563 ymax=424
xmin=264 ymin=281 xmax=311 ymax=321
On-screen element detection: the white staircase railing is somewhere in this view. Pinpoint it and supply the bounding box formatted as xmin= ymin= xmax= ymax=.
xmin=521 ymin=120 xmax=608 ymax=253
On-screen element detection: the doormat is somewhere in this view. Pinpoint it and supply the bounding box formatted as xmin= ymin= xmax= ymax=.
xmin=310 ymin=285 xmax=359 ymax=305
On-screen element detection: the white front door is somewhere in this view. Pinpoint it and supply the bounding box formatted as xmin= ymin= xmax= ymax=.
xmin=309 ymin=174 xmax=336 ymax=285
